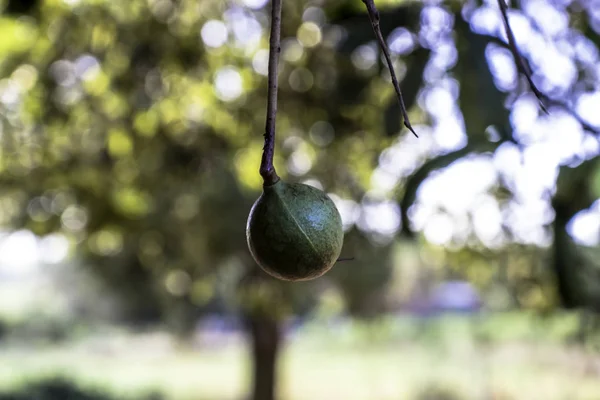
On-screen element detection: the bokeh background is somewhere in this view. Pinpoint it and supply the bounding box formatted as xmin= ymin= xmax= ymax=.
xmin=1 ymin=0 xmax=600 ymax=399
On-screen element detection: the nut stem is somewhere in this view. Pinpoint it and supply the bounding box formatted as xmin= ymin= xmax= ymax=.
xmin=260 ymin=0 xmax=282 ymax=186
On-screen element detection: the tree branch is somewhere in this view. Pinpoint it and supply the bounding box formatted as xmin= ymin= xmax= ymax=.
xmin=497 ymin=0 xmax=548 ymax=113
xmin=495 ymin=2 xmax=600 ymax=137
xmin=260 ymin=0 xmax=282 ymax=186
xmin=362 ymin=0 xmax=418 ymax=138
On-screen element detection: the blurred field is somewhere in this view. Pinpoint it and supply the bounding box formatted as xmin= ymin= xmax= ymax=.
xmin=2 ymin=313 xmax=600 ymax=400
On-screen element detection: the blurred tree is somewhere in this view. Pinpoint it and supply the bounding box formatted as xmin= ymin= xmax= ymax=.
xmin=552 ymin=157 xmax=600 ymax=341
xmin=1 ymin=0 xmax=600 ymax=398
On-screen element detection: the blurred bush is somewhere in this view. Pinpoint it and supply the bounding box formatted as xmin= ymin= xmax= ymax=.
xmin=0 ymin=378 xmax=162 ymax=400
xmin=0 ymin=311 xmax=77 ymax=345
xmin=414 ymin=385 xmax=465 ymax=400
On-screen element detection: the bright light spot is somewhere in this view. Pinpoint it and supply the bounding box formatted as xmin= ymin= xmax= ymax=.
xmin=504 ymin=199 xmax=554 ymax=246
xmin=0 ymin=79 xmax=20 ymax=109
xmin=89 ymin=229 xmax=123 ymax=256
xmin=50 ymin=60 xmax=76 ymax=87
xmin=302 ymin=179 xmax=323 ymax=190
xmin=297 ymin=22 xmax=322 ymax=48
xmin=214 ymin=66 xmax=243 ymax=101
xmin=329 ymin=194 xmax=359 ymax=230
xmin=351 ymin=44 xmax=378 ymax=70
xmin=516 ymin=144 xmax=559 ymax=198
xmin=371 ymin=168 xmax=399 ymax=195
xmin=359 ymin=200 xmax=401 ymax=236
xmin=225 ymin=8 xmax=262 ymax=48
xmin=486 ymin=45 xmax=517 ymax=91
xmin=470 ymin=6 xmax=500 ymax=35
xmin=433 ymin=117 xmax=467 ymax=151
xmin=241 ymin=0 xmax=268 ymax=9
xmin=252 ymin=49 xmax=269 ymax=76
xmin=282 ymin=39 xmax=305 ymax=63
xmin=201 ymin=20 xmax=228 ymax=48
xmin=418 ymin=156 xmax=497 ymax=215
xmin=11 ymin=64 xmax=38 ymax=91
xmin=0 ymin=230 xmax=39 ymax=268
xmin=577 ymin=92 xmax=600 ymax=128
xmin=378 ymin=130 xmax=435 ymax=178
xmin=165 ymin=270 xmax=192 ymax=296
xmin=74 ymin=54 xmax=100 ymax=80
xmin=61 ymin=205 xmax=88 ymax=232
xmin=472 ymin=195 xmax=503 ymax=247
xmin=419 ymin=6 xmax=453 ymax=47
xmin=573 ymin=35 xmax=598 ymax=64
xmin=426 ymin=40 xmax=457 ymax=76
xmin=499 ymin=13 xmax=533 ymax=48
xmin=424 ymin=213 xmax=454 ymax=245
xmin=544 ymin=114 xmax=585 ymax=164
xmin=39 ymin=234 xmax=70 ymax=264
xmin=516 ymin=111 xmax=585 ymax=163
xmin=537 ymin=49 xmax=576 ymax=91
xmin=424 ymin=86 xmax=454 ymax=118
xmin=288 ymin=150 xmax=312 ymax=175
xmin=432 ymin=281 xmax=480 ymax=310
xmin=524 ymin=0 xmax=568 ymax=38
xmin=511 ymin=95 xmax=540 ymax=135
xmin=568 ymin=210 xmax=600 ymax=246
xmin=388 ymin=28 xmax=415 ymax=55
xmin=582 ymin=134 xmax=600 ymax=158
xmin=494 ymin=141 xmax=522 ymax=177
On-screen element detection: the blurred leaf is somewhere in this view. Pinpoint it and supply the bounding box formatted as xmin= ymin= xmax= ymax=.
xmin=0 ymin=17 xmax=37 ymax=55
xmin=111 ymin=187 xmax=153 ymax=218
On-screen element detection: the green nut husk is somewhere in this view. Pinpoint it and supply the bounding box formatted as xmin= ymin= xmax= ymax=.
xmin=246 ymin=180 xmax=344 ymax=281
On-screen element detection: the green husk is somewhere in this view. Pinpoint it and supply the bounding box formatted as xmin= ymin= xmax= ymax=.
xmin=246 ymin=180 xmax=344 ymax=281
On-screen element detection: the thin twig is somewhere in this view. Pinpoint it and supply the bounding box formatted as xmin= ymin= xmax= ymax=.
xmin=497 ymin=0 xmax=548 ymax=113
xmin=259 ymin=0 xmax=282 ymax=186
xmin=362 ymin=0 xmax=418 ymax=138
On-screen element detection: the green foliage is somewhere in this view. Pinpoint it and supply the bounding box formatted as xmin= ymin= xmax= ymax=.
xmin=0 ymin=0 xmax=596 ymax=335
xmin=0 ymin=0 xmax=411 ymax=327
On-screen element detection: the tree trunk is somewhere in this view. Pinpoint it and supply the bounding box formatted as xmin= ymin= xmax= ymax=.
xmin=247 ymin=311 xmax=281 ymax=400
xmin=552 ymin=201 xmax=580 ymax=309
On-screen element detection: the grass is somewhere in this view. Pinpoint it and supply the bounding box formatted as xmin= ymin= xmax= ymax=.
xmin=1 ymin=312 xmax=599 ymax=400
